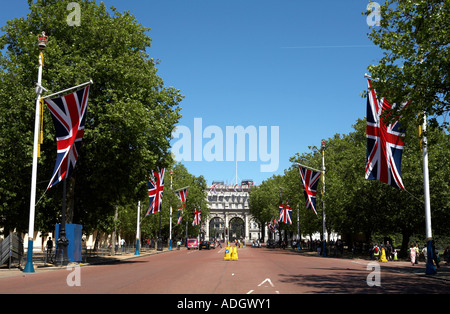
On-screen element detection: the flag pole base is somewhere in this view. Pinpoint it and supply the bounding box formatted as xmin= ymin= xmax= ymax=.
xmin=425 ymin=239 xmax=437 ymax=275
xmin=23 ymin=239 xmax=35 ymax=273
xmin=134 ymin=239 xmax=140 ymax=255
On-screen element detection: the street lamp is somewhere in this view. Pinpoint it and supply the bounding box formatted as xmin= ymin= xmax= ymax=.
xmin=38 ymin=32 xmax=48 ymax=50
xmin=169 ymin=170 xmax=173 ymax=250
xmin=309 ymin=140 xmax=327 ymax=257
xmin=24 ymin=32 xmax=48 ymax=273
xmin=321 ymin=140 xmax=326 ymax=257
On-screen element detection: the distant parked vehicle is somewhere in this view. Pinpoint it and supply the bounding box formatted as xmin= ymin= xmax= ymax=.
xmin=252 ymin=240 xmax=261 ymax=248
xmin=266 ymin=239 xmax=276 ymax=248
xmin=199 ymin=241 xmax=210 ymax=250
xmin=187 ymin=238 xmax=198 ymax=250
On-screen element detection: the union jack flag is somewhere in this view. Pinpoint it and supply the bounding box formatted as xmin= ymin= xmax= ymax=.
xmin=175 ymin=187 xmax=188 ymax=212
xmin=192 ymin=209 xmax=201 ymax=226
xmin=44 ymin=86 xmax=90 ymax=189
xmin=146 ymin=168 xmax=165 ymax=216
xmin=209 ymin=184 xmax=217 ymax=194
xmin=299 ymin=165 xmax=321 ymax=216
xmin=278 ymin=204 xmax=293 ymax=224
xmin=365 ymin=79 xmax=406 ymax=190
xmin=177 ymin=208 xmax=183 ymax=224
xmin=268 ymin=218 xmax=278 ymax=232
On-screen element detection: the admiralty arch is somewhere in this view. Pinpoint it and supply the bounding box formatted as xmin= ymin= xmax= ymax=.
xmin=203 ymin=180 xmax=266 ymax=242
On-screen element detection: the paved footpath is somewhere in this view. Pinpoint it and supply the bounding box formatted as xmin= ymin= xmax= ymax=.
xmin=0 ymin=246 xmax=448 ymax=294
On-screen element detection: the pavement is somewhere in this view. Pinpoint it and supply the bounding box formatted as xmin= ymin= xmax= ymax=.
xmin=0 ymin=246 xmax=179 ymax=279
xmin=1 ymin=246 xmax=449 ymax=283
xmin=295 ymin=249 xmax=450 ymax=283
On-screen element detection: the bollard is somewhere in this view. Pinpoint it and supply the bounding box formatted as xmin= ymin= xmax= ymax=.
xmin=224 ymin=246 xmax=232 ymax=261
xmin=231 ymin=246 xmax=238 ymax=261
xmin=379 ymin=248 xmax=388 ymax=262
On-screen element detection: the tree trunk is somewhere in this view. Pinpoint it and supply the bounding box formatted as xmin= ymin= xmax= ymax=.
xmin=400 ymin=231 xmax=411 ymax=258
xmin=110 ymin=206 xmax=119 ymax=256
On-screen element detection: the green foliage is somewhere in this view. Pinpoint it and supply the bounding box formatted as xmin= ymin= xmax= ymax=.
xmin=0 ymin=0 xmax=183 ymax=235
xmin=364 ymin=0 xmax=449 ymax=129
xmin=138 ymin=163 xmax=208 ymax=241
xmin=250 ymin=118 xmax=450 ymax=246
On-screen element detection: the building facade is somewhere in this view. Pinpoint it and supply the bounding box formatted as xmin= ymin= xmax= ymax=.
xmin=203 ymin=180 xmax=266 ymax=243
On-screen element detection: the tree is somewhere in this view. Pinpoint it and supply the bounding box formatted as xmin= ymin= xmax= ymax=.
xmin=249 ymin=175 xmax=282 ymax=242
xmin=139 ymin=163 xmax=208 ymax=243
xmin=0 ymin=0 xmax=183 ymax=235
xmin=365 ymin=0 xmax=449 ymax=129
xmin=288 ymin=118 xmax=450 ymax=253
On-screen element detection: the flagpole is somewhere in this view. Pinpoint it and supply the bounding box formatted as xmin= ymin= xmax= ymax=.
xmin=321 ymin=140 xmax=327 ymax=257
xmin=24 ymin=32 xmax=48 ymax=273
xmin=297 ymin=205 xmax=301 ymax=251
xmin=42 ymin=80 xmax=93 ymax=99
xmin=421 ymin=114 xmax=436 ymax=275
xmin=135 ymin=201 xmax=141 ymax=255
xmin=296 ymin=163 xmax=322 ymax=173
xmin=169 ymin=170 xmax=173 ymax=250
xmin=55 ymin=178 xmax=69 ymax=266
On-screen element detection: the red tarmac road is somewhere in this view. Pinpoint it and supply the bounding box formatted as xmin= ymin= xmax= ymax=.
xmin=0 ymin=246 xmax=448 ymax=294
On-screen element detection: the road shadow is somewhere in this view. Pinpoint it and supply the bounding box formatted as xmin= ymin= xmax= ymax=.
xmin=84 ymin=257 xmax=148 ymax=266
xmin=277 ymin=265 xmax=449 ymax=294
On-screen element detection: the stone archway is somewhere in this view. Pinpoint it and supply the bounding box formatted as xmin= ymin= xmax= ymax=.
xmin=229 ymin=217 xmax=245 ymax=242
xmin=209 ymin=217 xmax=225 ymax=241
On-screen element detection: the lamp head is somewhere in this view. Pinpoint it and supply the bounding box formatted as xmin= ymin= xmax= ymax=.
xmin=38 ymin=32 xmax=48 ymax=51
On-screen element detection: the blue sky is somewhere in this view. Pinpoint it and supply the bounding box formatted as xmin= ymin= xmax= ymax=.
xmin=1 ymin=0 xmax=386 ymax=185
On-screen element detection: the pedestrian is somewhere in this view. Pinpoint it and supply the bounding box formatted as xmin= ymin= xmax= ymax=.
xmin=373 ymin=243 xmax=380 ymax=260
xmin=444 ymin=246 xmax=450 ymax=265
xmin=385 ymin=241 xmax=392 ymax=261
xmin=46 ymin=237 xmax=53 ymax=262
xmin=120 ymin=238 xmax=125 ymax=252
xmin=431 ymin=240 xmax=440 ymax=269
xmin=414 ymin=243 xmax=419 ymax=264
xmin=409 ymin=244 xmax=416 ymax=266
xmin=369 ymin=245 xmax=373 ymax=260
xmin=422 ymin=245 xmax=428 ymax=263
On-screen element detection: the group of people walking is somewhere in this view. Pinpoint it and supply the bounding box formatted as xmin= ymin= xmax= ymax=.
xmin=409 ymin=241 xmax=443 ymax=268
xmin=370 ymin=241 xmax=396 ymax=262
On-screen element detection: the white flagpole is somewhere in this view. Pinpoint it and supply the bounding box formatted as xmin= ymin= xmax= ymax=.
xmin=422 ymin=114 xmax=436 ymax=275
xmin=321 ymin=140 xmax=327 ymax=257
xmin=169 ymin=170 xmax=173 ymax=250
xmin=135 ymin=201 xmax=141 ymax=255
xmin=24 ymin=33 xmax=47 ymax=273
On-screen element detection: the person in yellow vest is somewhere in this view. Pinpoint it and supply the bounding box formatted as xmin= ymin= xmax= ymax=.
xmin=379 ymin=247 xmax=388 ymax=262
xmin=373 ymin=244 xmax=380 ymax=260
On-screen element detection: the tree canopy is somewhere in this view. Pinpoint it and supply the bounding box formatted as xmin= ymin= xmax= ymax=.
xmin=365 ymin=0 xmax=449 ymax=129
xmin=249 ymin=118 xmax=450 ymax=253
xmin=0 ymin=0 xmax=183 ymax=235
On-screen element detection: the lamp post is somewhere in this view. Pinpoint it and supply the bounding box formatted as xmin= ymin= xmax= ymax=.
xmin=297 ymin=204 xmax=301 ymax=251
xmin=308 ymin=140 xmax=327 ymax=257
xmin=24 ymin=32 xmax=48 ymax=273
xmin=55 ymin=179 xmax=70 ymax=266
xmin=169 ymin=170 xmax=173 ymax=250
xmin=135 ymin=201 xmax=141 ymax=255
xmin=321 ymin=140 xmax=326 ymax=257
xmin=422 ymin=115 xmax=436 ymax=275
